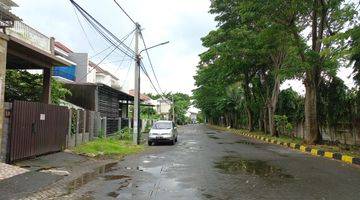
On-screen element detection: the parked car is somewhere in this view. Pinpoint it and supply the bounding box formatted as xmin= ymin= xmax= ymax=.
xmin=148 ymin=120 xmax=178 ymax=145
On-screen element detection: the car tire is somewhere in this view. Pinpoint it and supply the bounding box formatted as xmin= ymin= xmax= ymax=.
xmin=148 ymin=141 xmax=152 ymax=146
xmin=171 ymin=139 xmax=175 ymax=145
xmin=175 ymin=137 xmax=178 ymax=142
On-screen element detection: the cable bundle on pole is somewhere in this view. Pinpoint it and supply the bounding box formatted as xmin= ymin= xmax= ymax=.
xmin=70 ymin=0 xmax=135 ymax=60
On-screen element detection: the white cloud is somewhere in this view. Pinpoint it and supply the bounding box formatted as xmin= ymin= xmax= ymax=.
xmin=12 ymin=0 xmax=216 ymax=95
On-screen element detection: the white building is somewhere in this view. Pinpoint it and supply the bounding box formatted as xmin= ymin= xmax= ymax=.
xmin=187 ymin=105 xmax=200 ymax=124
xmin=53 ymin=42 xmax=120 ymax=89
xmin=156 ymin=98 xmax=172 ymax=120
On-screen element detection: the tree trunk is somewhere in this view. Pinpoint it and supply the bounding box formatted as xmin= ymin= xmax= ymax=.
xmin=246 ymin=107 xmax=254 ymax=131
xmin=304 ymin=77 xmax=321 ymax=144
xmin=259 ymin=109 xmax=264 ymax=132
xmin=243 ymin=75 xmax=254 ymax=131
xmin=268 ymin=105 xmax=277 ymax=136
xmin=263 ymin=107 xmax=269 ymax=134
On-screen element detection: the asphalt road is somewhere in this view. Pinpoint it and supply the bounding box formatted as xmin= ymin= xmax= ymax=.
xmin=68 ymin=124 xmax=360 ymax=200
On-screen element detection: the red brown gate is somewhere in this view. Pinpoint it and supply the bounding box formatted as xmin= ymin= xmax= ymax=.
xmin=9 ymin=101 xmax=69 ymax=162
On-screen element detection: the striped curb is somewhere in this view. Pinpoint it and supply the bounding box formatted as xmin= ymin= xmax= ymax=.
xmin=234 ymin=131 xmax=360 ymax=166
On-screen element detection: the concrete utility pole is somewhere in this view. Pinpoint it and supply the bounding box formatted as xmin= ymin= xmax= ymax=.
xmin=133 ymin=23 xmax=141 ymax=145
xmin=172 ymin=96 xmax=175 ymax=123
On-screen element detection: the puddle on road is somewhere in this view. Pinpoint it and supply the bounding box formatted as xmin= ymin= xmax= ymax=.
xmin=214 ymin=156 xmax=293 ymax=179
xmin=67 ymin=162 xmax=118 ymax=193
xmin=217 ymin=140 xmax=255 ymax=146
xmin=206 ymin=132 xmax=216 ymax=135
xmin=235 ymin=140 xmax=255 ymax=145
xmin=224 ymin=150 xmax=237 ymax=154
xmin=103 ymin=175 xmax=130 ymax=181
xmin=202 ymin=193 xmax=215 ymax=199
xmin=107 ymin=191 xmax=119 ymax=198
xmin=208 ymin=135 xmax=220 ymax=140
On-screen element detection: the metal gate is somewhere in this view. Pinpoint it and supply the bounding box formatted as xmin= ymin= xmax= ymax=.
xmin=9 ymin=101 xmax=69 ymax=162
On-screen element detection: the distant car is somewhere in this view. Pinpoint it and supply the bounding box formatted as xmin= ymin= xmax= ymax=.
xmin=148 ymin=120 xmax=178 ymax=145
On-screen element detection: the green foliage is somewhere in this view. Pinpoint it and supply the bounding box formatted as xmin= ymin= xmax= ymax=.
xmin=140 ymin=106 xmax=159 ymax=120
xmin=98 ymin=129 xmax=105 ymax=139
xmin=70 ymin=108 xmax=78 ymax=135
xmin=277 ymin=88 xmax=304 ymax=124
xmin=114 ymin=127 xmax=133 ymax=141
xmin=74 ymin=137 xmax=144 ymax=158
xmin=5 ymin=70 xmax=71 ymax=105
xmin=274 ymin=115 xmax=293 ymax=135
xmin=194 ymin=0 xmax=359 ymax=143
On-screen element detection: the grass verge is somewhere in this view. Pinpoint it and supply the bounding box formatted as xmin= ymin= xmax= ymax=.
xmin=73 ymin=137 xmax=145 ymax=159
xmin=209 ymin=125 xmax=360 ymax=158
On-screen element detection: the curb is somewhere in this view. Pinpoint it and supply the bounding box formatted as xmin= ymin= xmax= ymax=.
xmin=239 ymin=133 xmax=360 ymax=166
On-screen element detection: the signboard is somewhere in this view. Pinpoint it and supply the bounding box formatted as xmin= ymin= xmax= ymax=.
xmin=40 ymin=114 xmax=45 ymax=121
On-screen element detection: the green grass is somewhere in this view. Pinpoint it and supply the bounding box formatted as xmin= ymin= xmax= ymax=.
xmin=74 ymin=138 xmax=144 ymax=159
xmin=209 ymin=125 xmax=360 ymax=158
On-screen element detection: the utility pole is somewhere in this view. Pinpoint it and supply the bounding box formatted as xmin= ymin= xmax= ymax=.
xmin=133 ymin=23 xmax=141 ymax=145
xmin=172 ymin=96 xmax=175 ymax=123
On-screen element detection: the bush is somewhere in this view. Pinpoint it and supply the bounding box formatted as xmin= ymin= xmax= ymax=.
xmin=274 ymin=115 xmax=293 ymax=135
xmin=114 ymin=128 xmax=133 ymax=141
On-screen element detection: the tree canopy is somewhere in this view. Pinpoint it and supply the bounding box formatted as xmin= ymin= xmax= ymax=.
xmin=194 ymin=0 xmax=359 ymax=144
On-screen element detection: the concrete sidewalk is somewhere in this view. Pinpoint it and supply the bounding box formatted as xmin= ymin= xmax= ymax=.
xmin=0 ymin=152 xmax=117 ymax=200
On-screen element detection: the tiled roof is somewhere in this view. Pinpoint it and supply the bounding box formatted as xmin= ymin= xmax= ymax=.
xmin=128 ymin=90 xmax=152 ymax=101
xmin=54 ymin=41 xmax=73 ymax=53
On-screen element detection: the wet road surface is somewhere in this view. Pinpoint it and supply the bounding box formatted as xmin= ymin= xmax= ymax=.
xmin=68 ymin=124 xmax=360 ymax=200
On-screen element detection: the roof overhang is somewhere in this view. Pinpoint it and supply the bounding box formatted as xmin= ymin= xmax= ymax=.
xmin=6 ymin=35 xmax=73 ymax=69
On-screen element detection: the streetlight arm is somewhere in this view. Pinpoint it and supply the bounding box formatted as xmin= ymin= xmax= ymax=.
xmin=139 ymin=41 xmax=169 ymax=54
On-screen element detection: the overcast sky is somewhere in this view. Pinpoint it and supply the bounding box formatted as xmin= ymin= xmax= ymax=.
xmin=12 ymin=0 xmax=356 ymax=96
xmin=12 ymin=0 xmax=216 ymax=95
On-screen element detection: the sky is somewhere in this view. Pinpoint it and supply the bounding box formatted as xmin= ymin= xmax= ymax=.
xmin=12 ymin=0 xmax=217 ymax=95
xmin=11 ymin=0 xmax=356 ymax=96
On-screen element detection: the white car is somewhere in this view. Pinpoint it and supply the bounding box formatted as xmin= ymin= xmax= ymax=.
xmin=148 ymin=120 xmax=178 ymax=145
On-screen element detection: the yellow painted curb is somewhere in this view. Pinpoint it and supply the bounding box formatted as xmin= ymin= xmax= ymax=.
xmin=342 ymin=155 xmax=354 ymax=164
xmin=300 ymin=146 xmax=307 ymax=152
xmin=311 ymin=149 xmax=318 ymax=156
xmin=324 ymin=152 xmax=333 ymax=158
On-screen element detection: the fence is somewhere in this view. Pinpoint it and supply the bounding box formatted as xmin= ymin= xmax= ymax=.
xmin=66 ymin=109 xmax=96 ymax=148
xmin=7 ymin=21 xmax=51 ymax=53
xmin=293 ymin=122 xmax=360 ymax=145
xmin=0 ymin=101 xmax=152 ymax=163
xmin=6 ymin=101 xmax=69 ymax=163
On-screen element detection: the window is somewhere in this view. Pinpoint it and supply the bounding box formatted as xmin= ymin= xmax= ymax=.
xmin=152 ymin=122 xmax=172 ymax=130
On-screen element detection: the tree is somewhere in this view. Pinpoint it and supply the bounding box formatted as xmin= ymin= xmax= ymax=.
xmin=5 ymin=70 xmax=71 ymax=105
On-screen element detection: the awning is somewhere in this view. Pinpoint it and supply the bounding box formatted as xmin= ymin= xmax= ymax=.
xmin=6 ymin=36 xmax=73 ymax=69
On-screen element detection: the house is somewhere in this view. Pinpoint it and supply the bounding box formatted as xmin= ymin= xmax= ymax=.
xmin=156 ymin=98 xmax=172 ymax=120
xmin=63 ymin=82 xmax=134 ymax=135
xmin=187 ymin=106 xmax=200 ymax=124
xmin=128 ymin=89 xmax=156 ymax=107
xmin=0 ymin=2 xmax=74 ymax=162
xmin=53 ymin=42 xmax=121 ymax=89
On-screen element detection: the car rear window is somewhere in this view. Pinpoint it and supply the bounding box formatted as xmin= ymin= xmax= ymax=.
xmin=153 ymin=122 xmax=172 ymax=129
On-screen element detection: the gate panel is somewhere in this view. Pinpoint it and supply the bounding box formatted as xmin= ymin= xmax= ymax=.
xmin=9 ymin=101 xmax=69 ymax=162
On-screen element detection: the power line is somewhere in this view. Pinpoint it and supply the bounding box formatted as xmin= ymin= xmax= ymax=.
xmin=73 ymin=6 xmax=96 ymax=52
xmin=139 ymin=31 xmax=164 ymax=95
xmin=121 ymin=61 xmax=133 ymax=88
xmin=90 ymin=28 xmax=136 ymax=59
xmin=77 ymin=41 xmax=124 ymax=83
xmin=111 ymin=0 xmax=164 ymax=97
xmin=70 ymin=0 xmax=135 ymax=59
xmin=115 ymin=32 xmax=136 ymax=74
xmin=113 ymin=0 xmax=137 ymax=25
xmin=140 ymin=62 xmax=162 ymax=96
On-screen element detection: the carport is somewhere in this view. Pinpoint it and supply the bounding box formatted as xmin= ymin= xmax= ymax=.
xmin=0 ymin=22 xmax=72 ymax=162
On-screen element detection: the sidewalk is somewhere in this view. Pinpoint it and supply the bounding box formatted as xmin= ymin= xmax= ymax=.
xmin=0 ymin=152 xmax=117 ymax=200
xmin=0 ymin=163 xmax=29 ymax=181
